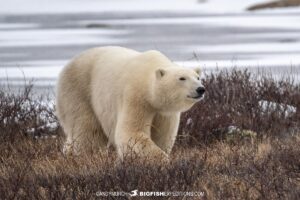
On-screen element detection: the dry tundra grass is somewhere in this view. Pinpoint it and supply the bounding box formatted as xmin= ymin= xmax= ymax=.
xmin=0 ymin=69 xmax=299 ymax=199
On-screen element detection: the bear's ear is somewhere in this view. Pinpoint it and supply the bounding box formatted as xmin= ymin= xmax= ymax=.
xmin=194 ymin=67 xmax=202 ymax=76
xmin=155 ymin=69 xmax=166 ymax=79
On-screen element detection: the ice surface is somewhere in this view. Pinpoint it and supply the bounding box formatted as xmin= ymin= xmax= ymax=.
xmin=1 ymin=57 xmax=299 ymax=86
xmin=2 ymin=0 xmax=299 ymax=15
xmin=0 ymin=23 xmax=39 ymax=29
xmin=0 ymin=0 xmax=300 ymax=86
xmin=0 ymin=0 xmax=266 ymax=14
xmin=0 ymin=29 xmax=128 ymax=47
xmin=188 ymin=42 xmax=300 ymax=53
xmin=82 ymin=15 xmax=300 ymax=30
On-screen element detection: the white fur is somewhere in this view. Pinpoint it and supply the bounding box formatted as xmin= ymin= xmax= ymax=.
xmin=56 ymin=46 xmax=203 ymax=159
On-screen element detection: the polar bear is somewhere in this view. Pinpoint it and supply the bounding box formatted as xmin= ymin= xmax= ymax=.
xmin=56 ymin=46 xmax=205 ymax=160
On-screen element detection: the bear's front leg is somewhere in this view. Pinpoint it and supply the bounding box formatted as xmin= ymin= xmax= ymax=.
xmin=151 ymin=113 xmax=180 ymax=154
xmin=115 ymin=105 xmax=168 ymax=161
xmin=116 ymin=130 xmax=168 ymax=161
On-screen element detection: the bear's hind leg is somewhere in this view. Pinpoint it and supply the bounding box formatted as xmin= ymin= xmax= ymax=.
xmin=61 ymin=103 xmax=108 ymax=155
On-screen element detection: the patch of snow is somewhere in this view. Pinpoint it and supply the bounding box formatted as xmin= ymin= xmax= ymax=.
xmin=186 ymin=118 xmax=193 ymax=126
xmin=27 ymin=128 xmax=35 ymax=134
xmin=259 ymin=100 xmax=297 ymax=118
xmin=227 ymin=125 xmax=240 ymax=134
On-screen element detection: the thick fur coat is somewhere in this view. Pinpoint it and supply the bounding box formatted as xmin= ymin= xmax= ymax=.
xmin=56 ymin=46 xmax=204 ymax=160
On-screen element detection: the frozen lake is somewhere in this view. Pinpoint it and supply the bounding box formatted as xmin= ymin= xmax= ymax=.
xmin=1 ymin=0 xmax=300 ymax=94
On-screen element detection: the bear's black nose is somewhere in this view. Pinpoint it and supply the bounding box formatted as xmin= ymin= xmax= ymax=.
xmin=196 ymin=87 xmax=205 ymax=96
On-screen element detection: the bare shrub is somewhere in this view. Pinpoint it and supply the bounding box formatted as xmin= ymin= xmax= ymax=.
xmin=179 ymin=69 xmax=300 ymax=146
xmin=0 ymin=69 xmax=299 ymax=199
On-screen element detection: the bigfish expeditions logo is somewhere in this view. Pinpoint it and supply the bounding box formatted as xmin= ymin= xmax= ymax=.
xmin=129 ymin=189 xmax=138 ymax=197
xmin=96 ymin=189 xmax=205 ymax=197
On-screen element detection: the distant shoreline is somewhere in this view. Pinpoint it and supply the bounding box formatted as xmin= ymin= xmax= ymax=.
xmin=248 ymin=0 xmax=300 ymax=11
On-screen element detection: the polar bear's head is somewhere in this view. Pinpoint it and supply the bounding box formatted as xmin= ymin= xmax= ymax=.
xmin=151 ymin=67 xmax=205 ymax=113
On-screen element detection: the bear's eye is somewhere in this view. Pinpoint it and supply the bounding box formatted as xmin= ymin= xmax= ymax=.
xmin=197 ymin=77 xmax=200 ymax=80
xmin=179 ymin=77 xmax=186 ymax=81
